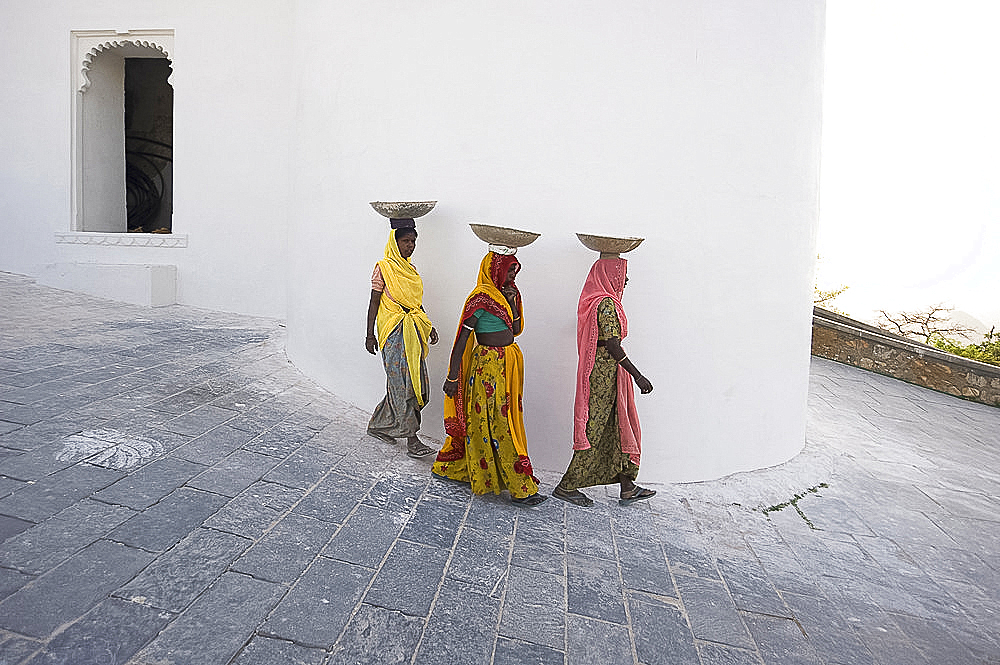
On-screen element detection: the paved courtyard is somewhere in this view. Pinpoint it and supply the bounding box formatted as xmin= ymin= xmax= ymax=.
xmin=0 ymin=271 xmax=997 ymax=665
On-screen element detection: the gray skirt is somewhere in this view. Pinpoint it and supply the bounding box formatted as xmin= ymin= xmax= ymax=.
xmin=368 ymin=322 xmax=430 ymax=438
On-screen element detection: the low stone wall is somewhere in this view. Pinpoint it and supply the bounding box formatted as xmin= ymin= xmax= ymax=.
xmin=811 ymin=307 xmax=1000 ymax=408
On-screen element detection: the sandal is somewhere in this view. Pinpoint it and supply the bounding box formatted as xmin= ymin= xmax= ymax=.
xmin=406 ymin=439 xmax=437 ymax=458
xmin=553 ymin=486 xmax=594 ymax=507
xmin=619 ymin=485 xmax=656 ymax=505
xmin=511 ymin=493 xmax=548 ymax=507
xmin=369 ymin=431 xmax=396 ymax=445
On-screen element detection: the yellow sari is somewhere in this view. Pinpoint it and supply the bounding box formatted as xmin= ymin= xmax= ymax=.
xmin=433 ymin=253 xmax=538 ymax=497
xmin=376 ymin=231 xmax=434 ymax=406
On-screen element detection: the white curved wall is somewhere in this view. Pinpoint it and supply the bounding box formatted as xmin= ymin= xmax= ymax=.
xmin=286 ymin=0 xmax=826 ymax=482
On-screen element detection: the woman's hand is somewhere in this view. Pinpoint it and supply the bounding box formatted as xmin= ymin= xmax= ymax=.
xmin=501 ymin=286 xmax=518 ymax=307
xmin=429 ymin=327 xmax=439 ymax=345
xmin=634 ymin=375 xmax=653 ymax=394
xmin=443 ymin=377 xmax=459 ymax=397
xmin=366 ymin=334 xmax=378 ymax=355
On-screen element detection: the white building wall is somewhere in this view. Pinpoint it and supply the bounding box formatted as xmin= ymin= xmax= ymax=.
xmin=0 ymin=0 xmax=824 ymax=482
xmin=285 ymin=0 xmax=825 ymax=482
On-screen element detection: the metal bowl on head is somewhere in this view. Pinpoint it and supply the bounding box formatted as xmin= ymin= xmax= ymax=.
xmin=576 ymin=233 xmax=644 ymax=258
xmin=469 ymin=224 xmax=541 ymax=248
xmin=370 ymin=201 xmax=437 ymax=219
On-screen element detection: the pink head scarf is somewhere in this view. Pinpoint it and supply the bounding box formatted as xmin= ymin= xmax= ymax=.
xmin=573 ymin=257 xmax=641 ymax=464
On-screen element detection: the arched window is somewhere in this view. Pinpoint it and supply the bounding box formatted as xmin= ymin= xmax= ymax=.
xmin=72 ymin=30 xmax=174 ymax=234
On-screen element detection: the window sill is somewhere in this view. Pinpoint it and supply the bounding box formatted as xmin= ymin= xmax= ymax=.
xmin=55 ymin=232 xmax=188 ymax=248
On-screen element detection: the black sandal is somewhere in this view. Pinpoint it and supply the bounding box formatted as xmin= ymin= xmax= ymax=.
xmin=553 ymin=486 xmax=594 ymax=507
xmin=511 ymin=493 xmax=548 ymax=507
xmin=406 ymin=440 xmax=437 ymax=458
xmin=619 ymin=486 xmax=656 ymax=505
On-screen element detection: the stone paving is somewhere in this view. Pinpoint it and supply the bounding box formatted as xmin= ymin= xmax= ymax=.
xmin=0 ymin=270 xmax=998 ymax=665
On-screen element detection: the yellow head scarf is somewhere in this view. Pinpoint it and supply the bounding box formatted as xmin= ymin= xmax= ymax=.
xmin=376 ymin=231 xmax=434 ymax=406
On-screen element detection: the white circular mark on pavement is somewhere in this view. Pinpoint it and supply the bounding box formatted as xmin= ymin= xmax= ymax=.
xmin=56 ymin=428 xmax=165 ymax=470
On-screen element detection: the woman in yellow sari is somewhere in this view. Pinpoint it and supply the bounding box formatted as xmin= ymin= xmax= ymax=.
xmin=432 ymin=252 xmax=546 ymax=506
xmin=366 ymin=220 xmax=438 ymax=458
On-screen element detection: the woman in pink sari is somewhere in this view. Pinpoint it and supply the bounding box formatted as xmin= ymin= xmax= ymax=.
xmin=553 ymin=256 xmax=655 ymax=507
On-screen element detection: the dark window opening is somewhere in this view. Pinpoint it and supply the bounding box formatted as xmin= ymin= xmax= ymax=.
xmin=124 ymin=58 xmax=173 ymax=233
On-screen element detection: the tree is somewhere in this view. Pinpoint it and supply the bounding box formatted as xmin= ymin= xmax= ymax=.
xmin=933 ymin=327 xmax=1000 ymax=367
xmin=876 ymin=304 xmax=977 ymax=344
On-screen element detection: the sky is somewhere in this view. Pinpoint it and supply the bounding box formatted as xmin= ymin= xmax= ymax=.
xmin=815 ymin=0 xmax=1000 ymax=330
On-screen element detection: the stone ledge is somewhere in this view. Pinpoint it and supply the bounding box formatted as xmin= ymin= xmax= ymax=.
xmin=812 ymin=307 xmax=1000 ymax=407
xmin=55 ymin=232 xmax=188 ymax=248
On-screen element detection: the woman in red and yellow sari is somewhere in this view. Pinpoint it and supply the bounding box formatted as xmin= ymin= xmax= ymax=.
xmin=432 ymin=252 xmax=547 ymax=506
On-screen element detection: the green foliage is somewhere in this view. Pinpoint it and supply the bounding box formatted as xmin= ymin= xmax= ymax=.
xmin=933 ymin=328 xmax=1000 ymax=367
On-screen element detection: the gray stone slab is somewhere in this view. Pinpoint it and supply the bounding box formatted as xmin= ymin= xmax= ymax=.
xmin=675 ymin=574 xmax=752 ymax=648
xmin=628 ymin=594 xmax=700 ymax=665
xmin=400 ymin=494 xmax=466 ymax=549
xmin=203 ymin=481 xmax=304 ymax=539
xmin=362 ymin=471 xmax=429 ymax=513
xmin=26 ymin=597 xmax=174 ymax=665
xmin=781 ymin=591 xmax=875 ymax=665
xmin=324 ymin=503 xmax=406 ymax=568
xmin=364 ymin=539 xmax=449 ymax=617
xmin=662 ymin=531 xmax=720 ymax=580
xmin=414 ymin=578 xmax=501 ymax=665
xmin=743 ymin=613 xmax=823 ymax=665
xmin=244 ymin=420 xmax=318 ymax=457
xmin=0 ymin=539 xmax=154 ymax=638
xmin=499 ymin=566 xmax=565 ymax=650
xmin=264 ymin=444 xmax=341 ymax=489
xmin=115 ymin=527 xmax=251 ymax=612
xmin=464 ymin=492 xmax=517 ymax=537
xmin=0 ymin=512 xmax=33 ymax=541
xmin=566 ymin=505 xmax=617 ymax=561
xmin=617 ymin=535 xmax=675 ymax=597
xmin=566 ymin=613 xmax=632 ymax=665
xmin=162 ymin=404 xmax=238 ymax=437
xmin=0 ymin=462 xmax=124 ymax=522
xmin=131 ymin=572 xmax=284 ymax=665
xmin=261 ymin=557 xmax=372 ymax=648
xmin=447 ymin=525 xmax=511 ymax=591
xmin=0 ymin=443 xmax=83 ymax=482
xmin=889 ymin=611 xmax=979 ymax=664
xmin=0 ymin=566 xmax=33 ymax=601
xmin=231 ymin=635 xmax=327 ymax=665
xmin=510 ymin=519 xmax=565 ymax=575
xmin=0 ymin=499 xmax=136 ymax=575
xmin=186 ymin=448 xmax=279 ymax=497
xmin=108 ymin=487 xmax=229 ymax=551
xmin=493 ymin=637 xmax=565 ymax=665
xmin=717 ymin=555 xmax=790 ymax=616
xmin=171 ymin=424 xmax=254 ymax=465
xmin=232 ymin=512 xmax=337 ymax=583
xmin=0 ymin=635 xmax=41 ymax=663
xmin=327 ymin=603 xmax=425 ymax=665
xmin=93 ymin=456 xmax=206 ymax=509
xmin=566 ymin=551 xmax=626 ymax=624
xmin=293 ymin=472 xmax=372 ymax=524
xmin=697 ymin=643 xmax=765 ymax=665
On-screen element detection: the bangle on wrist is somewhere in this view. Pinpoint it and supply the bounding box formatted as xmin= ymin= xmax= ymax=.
xmin=616 ymin=354 xmax=628 ymax=364
xmin=445 ymin=377 xmax=458 ymax=384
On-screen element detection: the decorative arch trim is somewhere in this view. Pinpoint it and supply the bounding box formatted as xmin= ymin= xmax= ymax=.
xmin=72 ymin=29 xmax=174 ymax=92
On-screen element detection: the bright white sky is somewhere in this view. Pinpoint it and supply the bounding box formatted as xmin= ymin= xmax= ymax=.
xmin=816 ymin=0 xmax=1000 ymax=329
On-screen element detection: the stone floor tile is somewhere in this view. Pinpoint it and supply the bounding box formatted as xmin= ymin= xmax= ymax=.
xmin=293 ymin=472 xmax=373 ymax=525
xmin=675 ymin=574 xmax=753 ymax=648
xmin=565 ymin=614 xmax=632 ymax=665
xmin=93 ymin=456 xmax=207 ymax=509
xmin=617 ymin=535 xmax=675 ymax=597
xmin=566 ymin=551 xmax=626 ymax=624
xmin=413 ymin=578 xmax=501 ymax=665
xmin=0 ymin=635 xmax=42 ymax=663
xmin=511 ymin=519 xmax=566 ymax=576
xmin=327 ymin=603 xmax=425 ymax=665
xmin=260 ymin=557 xmax=372 ymax=648
xmin=662 ymin=531 xmax=721 ymax=581
xmin=400 ymin=494 xmax=467 ymax=550
xmin=628 ymin=594 xmax=700 ymax=665
xmin=323 ymin=503 xmax=406 ymax=568
xmin=493 ymin=637 xmax=565 ymax=665
xmin=499 ymin=565 xmax=565 ymax=650
xmin=171 ymin=424 xmax=255 ymax=465
xmin=364 ymin=539 xmax=449 ymax=617
xmin=0 ymin=539 xmax=154 ymax=638
xmin=362 ymin=470 xmax=429 ymax=513
xmin=264 ymin=444 xmax=341 ymax=489
xmin=0 ymin=565 xmax=33 ymax=602
xmin=696 ymin=643 xmax=765 ymax=665
xmin=115 ymin=527 xmax=251 ymax=612
xmin=186 ymin=449 xmax=280 ymax=497
xmin=0 ymin=499 xmax=136 ymax=575
xmin=446 ymin=525 xmax=511 ymax=592
xmin=717 ymin=555 xmax=790 ymax=617
xmin=109 ymin=486 xmax=229 ymax=551
xmin=231 ymin=635 xmax=327 ymax=665
xmin=742 ymin=613 xmax=823 ymax=665
xmin=781 ymin=591 xmax=876 ymax=665
xmin=27 ymin=597 xmax=174 ymax=665
xmin=0 ymin=512 xmax=33 ymax=541
xmin=244 ymin=420 xmax=318 ymax=458
xmin=232 ymin=512 xmax=337 ymax=583
xmin=131 ymin=572 xmax=284 ymax=665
